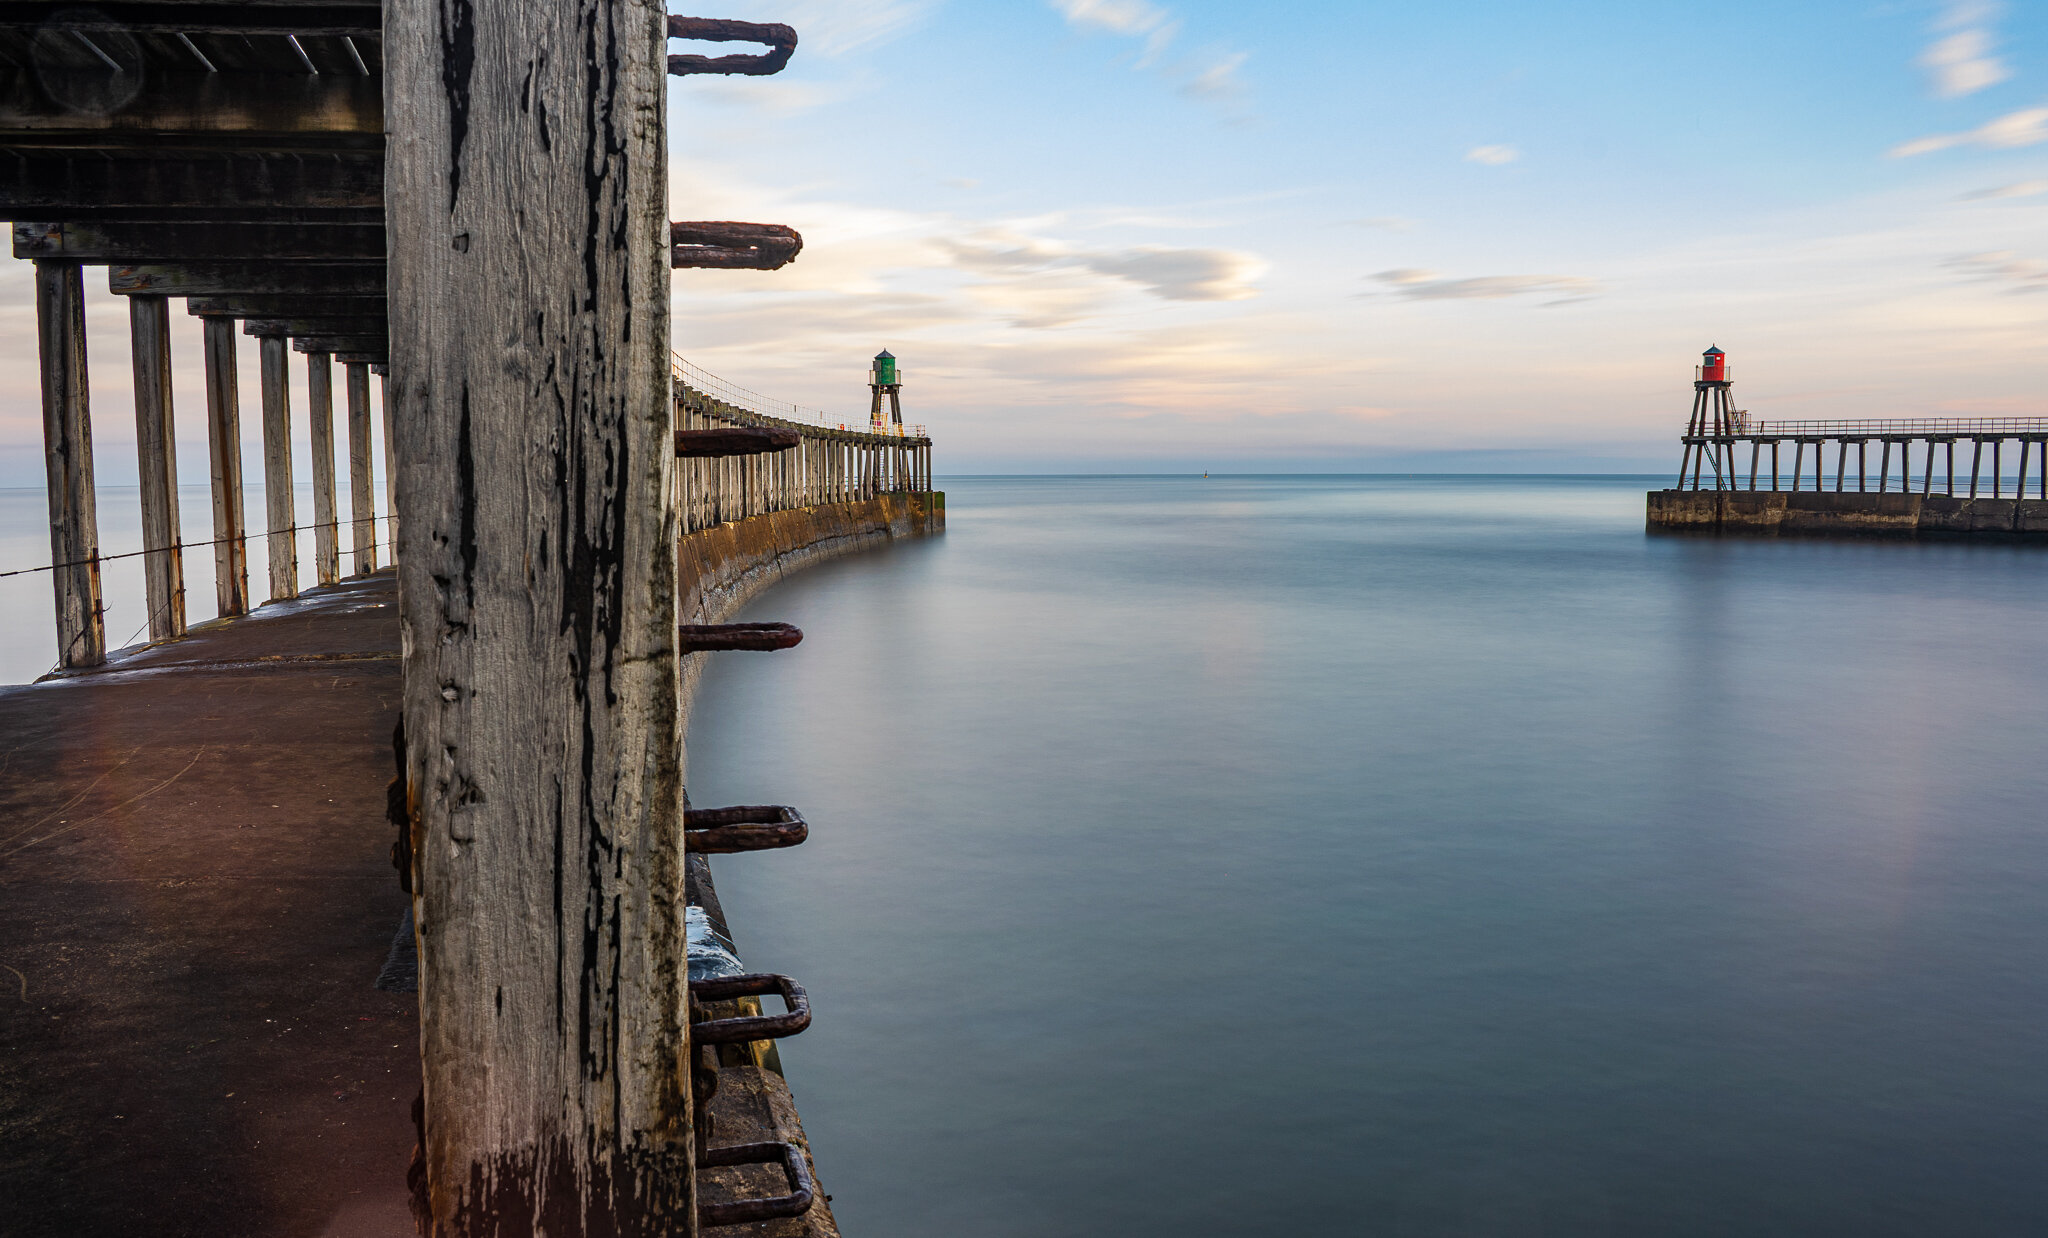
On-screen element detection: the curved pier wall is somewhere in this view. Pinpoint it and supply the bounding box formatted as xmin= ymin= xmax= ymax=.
xmin=677 ymin=491 xmax=943 ymax=732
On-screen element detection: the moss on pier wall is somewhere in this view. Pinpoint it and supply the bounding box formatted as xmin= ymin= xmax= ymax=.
xmin=676 ymin=492 xmax=943 ymax=735
xmin=1647 ymin=489 xmax=2048 ymax=538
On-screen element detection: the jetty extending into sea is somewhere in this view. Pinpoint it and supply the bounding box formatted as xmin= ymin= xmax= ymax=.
xmin=1647 ymin=346 xmax=2048 ymax=539
xmin=2 ymin=5 xmax=938 ymax=1233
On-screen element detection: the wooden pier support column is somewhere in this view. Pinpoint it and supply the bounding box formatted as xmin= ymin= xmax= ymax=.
xmin=201 ymin=317 xmax=249 ymax=616
xmin=386 ymin=0 xmax=691 ymax=1228
xmin=128 ymin=294 xmax=185 ymax=640
xmin=257 ymin=334 xmax=297 ymax=601
xmin=345 ymin=362 xmax=378 ymax=573
xmin=306 ymin=351 xmax=340 ymax=585
xmin=379 ymin=370 xmax=397 ymax=555
xmin=35 ymin=259 xmax=103 ymax=668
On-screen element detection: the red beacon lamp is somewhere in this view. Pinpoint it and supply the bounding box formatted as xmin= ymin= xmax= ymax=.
xmin=1699 ymin=345 xmax=1728 ymax=384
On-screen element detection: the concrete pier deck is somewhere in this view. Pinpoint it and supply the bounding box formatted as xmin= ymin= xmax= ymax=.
xmin=0 ymin=574 xmax=418 ymax=1238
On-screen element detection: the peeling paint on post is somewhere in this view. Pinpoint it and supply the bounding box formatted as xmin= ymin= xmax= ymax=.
xmin=385 ymin=0 xmax=690 ymax=1231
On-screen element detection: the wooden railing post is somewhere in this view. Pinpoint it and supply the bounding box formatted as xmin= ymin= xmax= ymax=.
xmin=35 ymin=259 xmax=103 ymax=668
xmin=201 ymin=316 xmax=249 ymax=616
xmin=257 ymin=334 xmax=297 ymax=600
xmin=128 ymin=293 xmax=186 ymax=641
xmin=387 ymin=0 xmax=690 ymax=1227
xmin=345 ymin=362 xmax=378 ymax=573
xmin=306 ymin=351 xmax=340 ymax=585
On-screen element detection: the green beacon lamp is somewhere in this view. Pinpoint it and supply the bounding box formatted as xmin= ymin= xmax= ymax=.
xmin=868 ymin=349 xmax=903 ymax=432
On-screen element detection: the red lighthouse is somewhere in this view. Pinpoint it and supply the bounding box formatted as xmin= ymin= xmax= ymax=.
xmin=1678 ymin=344 xmax=1742 ymax=488
xmin=1700 ymin=345 xmax=1727 ymax=383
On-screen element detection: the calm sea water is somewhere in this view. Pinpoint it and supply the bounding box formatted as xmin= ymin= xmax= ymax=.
xmin=689 ymin=476 xmax=2048 ymax=1238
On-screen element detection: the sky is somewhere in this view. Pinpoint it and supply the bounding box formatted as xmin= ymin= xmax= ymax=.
xmin=2 ymin=0 xmax=2045 ymax=482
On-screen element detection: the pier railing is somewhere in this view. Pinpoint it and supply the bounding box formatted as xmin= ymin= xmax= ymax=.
xmin=672 ymin=355 xmax=935 ymax=533
xmin=1679 ymin=419 xmax=2048 ymax=499
xmin=4 ymin=341 xmax=933 ymax=673
xmin=673 ymin=355 xmax=927 ymax=438
xmin=1744 ymin=417 xmax=2048 ymax=436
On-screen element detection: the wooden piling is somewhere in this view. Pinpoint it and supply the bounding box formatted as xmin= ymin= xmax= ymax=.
xmin=379 ymin=370 xmax=397 ymax=554
xmin=257 ymin=334 xmax=297 ymax=600
xmin=345 ymin=362 xmax=377 ymax=573
xmin=306 ymin=351 xmax=340 ymax=585
xmin=128 ymin=294 xmax=186 ymax=640
xmin=35 ymin=259 xmax=104 ymax=668
xmin=201 ymin=317 xmax=249 ymax=616
xmin=385 ymin=0 xmax=692 ymax=1225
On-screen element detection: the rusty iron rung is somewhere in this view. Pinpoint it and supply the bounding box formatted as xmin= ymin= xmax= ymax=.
xmin=698 ymin=1140 xmax=816 ymax=1227
xmin=690 ymin=972 xmax=811 ymax=1044
xmin=668 ymin=16 xmax=797 ymax=76
xmin=685 ymin=804 xmax=808 ymax=853
xmin=672 ymin=245 xmax=799 ymax=271
xmin=670 ymin=222 xmax=803 ymax=270
xmin=678 ymin=622 xmax=802 ymax=653
xmin=676 ymin=426 xmax=802 ymax=458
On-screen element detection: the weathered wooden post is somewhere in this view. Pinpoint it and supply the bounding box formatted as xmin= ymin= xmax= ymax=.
xmin=386 ymin=0 xmax=691 ymax=1228
xmin=346 ymin=362 xmax=378 ymax=574
xmin=128 ymin=294 xmax=185 ymax=641
xmin=379 ymin=369 xmax=398 ymax=553
xmin=306 ymin=351 xmax=341 ymax=585
xmin=257 ymin=334 xmax=298 ymax=601
xmin=35 ymin=259 xmax=104 ymax=668
xmin=201 ymin=317 xmax=250 ymax=616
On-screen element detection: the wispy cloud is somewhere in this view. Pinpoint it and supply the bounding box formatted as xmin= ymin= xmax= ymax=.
xmin=1960 ymin=179 xmax=2048 ymax=199
xmin=1080 ymin=246 xmax=1264 ymax=300
xmin=1338 ymin=216 xmax=1416 ymax=232
xmin=1946 ymin=250 xmax=2048 ymax=291
xmin=1052 ymin=0 xmax=1178 ymax=64
xmin=1049 ymin=0 xmax=1247 ymax=99
xmin=945 ymin=226 xmax=1264 ymax=314
xmin=1465 ymin=145 xmax=1520 ymax=166
xmin=1920 ymin=2 xmax=2010 ymax=98
xmin=766 ymin=0 xmax=938 ymax=56
xmin=1180 ymin=51 xmax=1247 ymax=99
xmin=1889 ymin=106 xmax=2048 ymax=156
xmin=1372 ymin=269 xmax=1599 ymax=305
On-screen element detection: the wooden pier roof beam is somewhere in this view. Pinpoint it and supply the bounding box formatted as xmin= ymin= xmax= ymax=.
xmin=385 ymin=0 xmax=692 ymax=1229
xmin=112 ymin=261 xmax=385 ymax=296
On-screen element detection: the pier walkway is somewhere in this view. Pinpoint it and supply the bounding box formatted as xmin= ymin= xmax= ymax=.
xmin=0 ymin=574 xmax=418 ymax=1237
